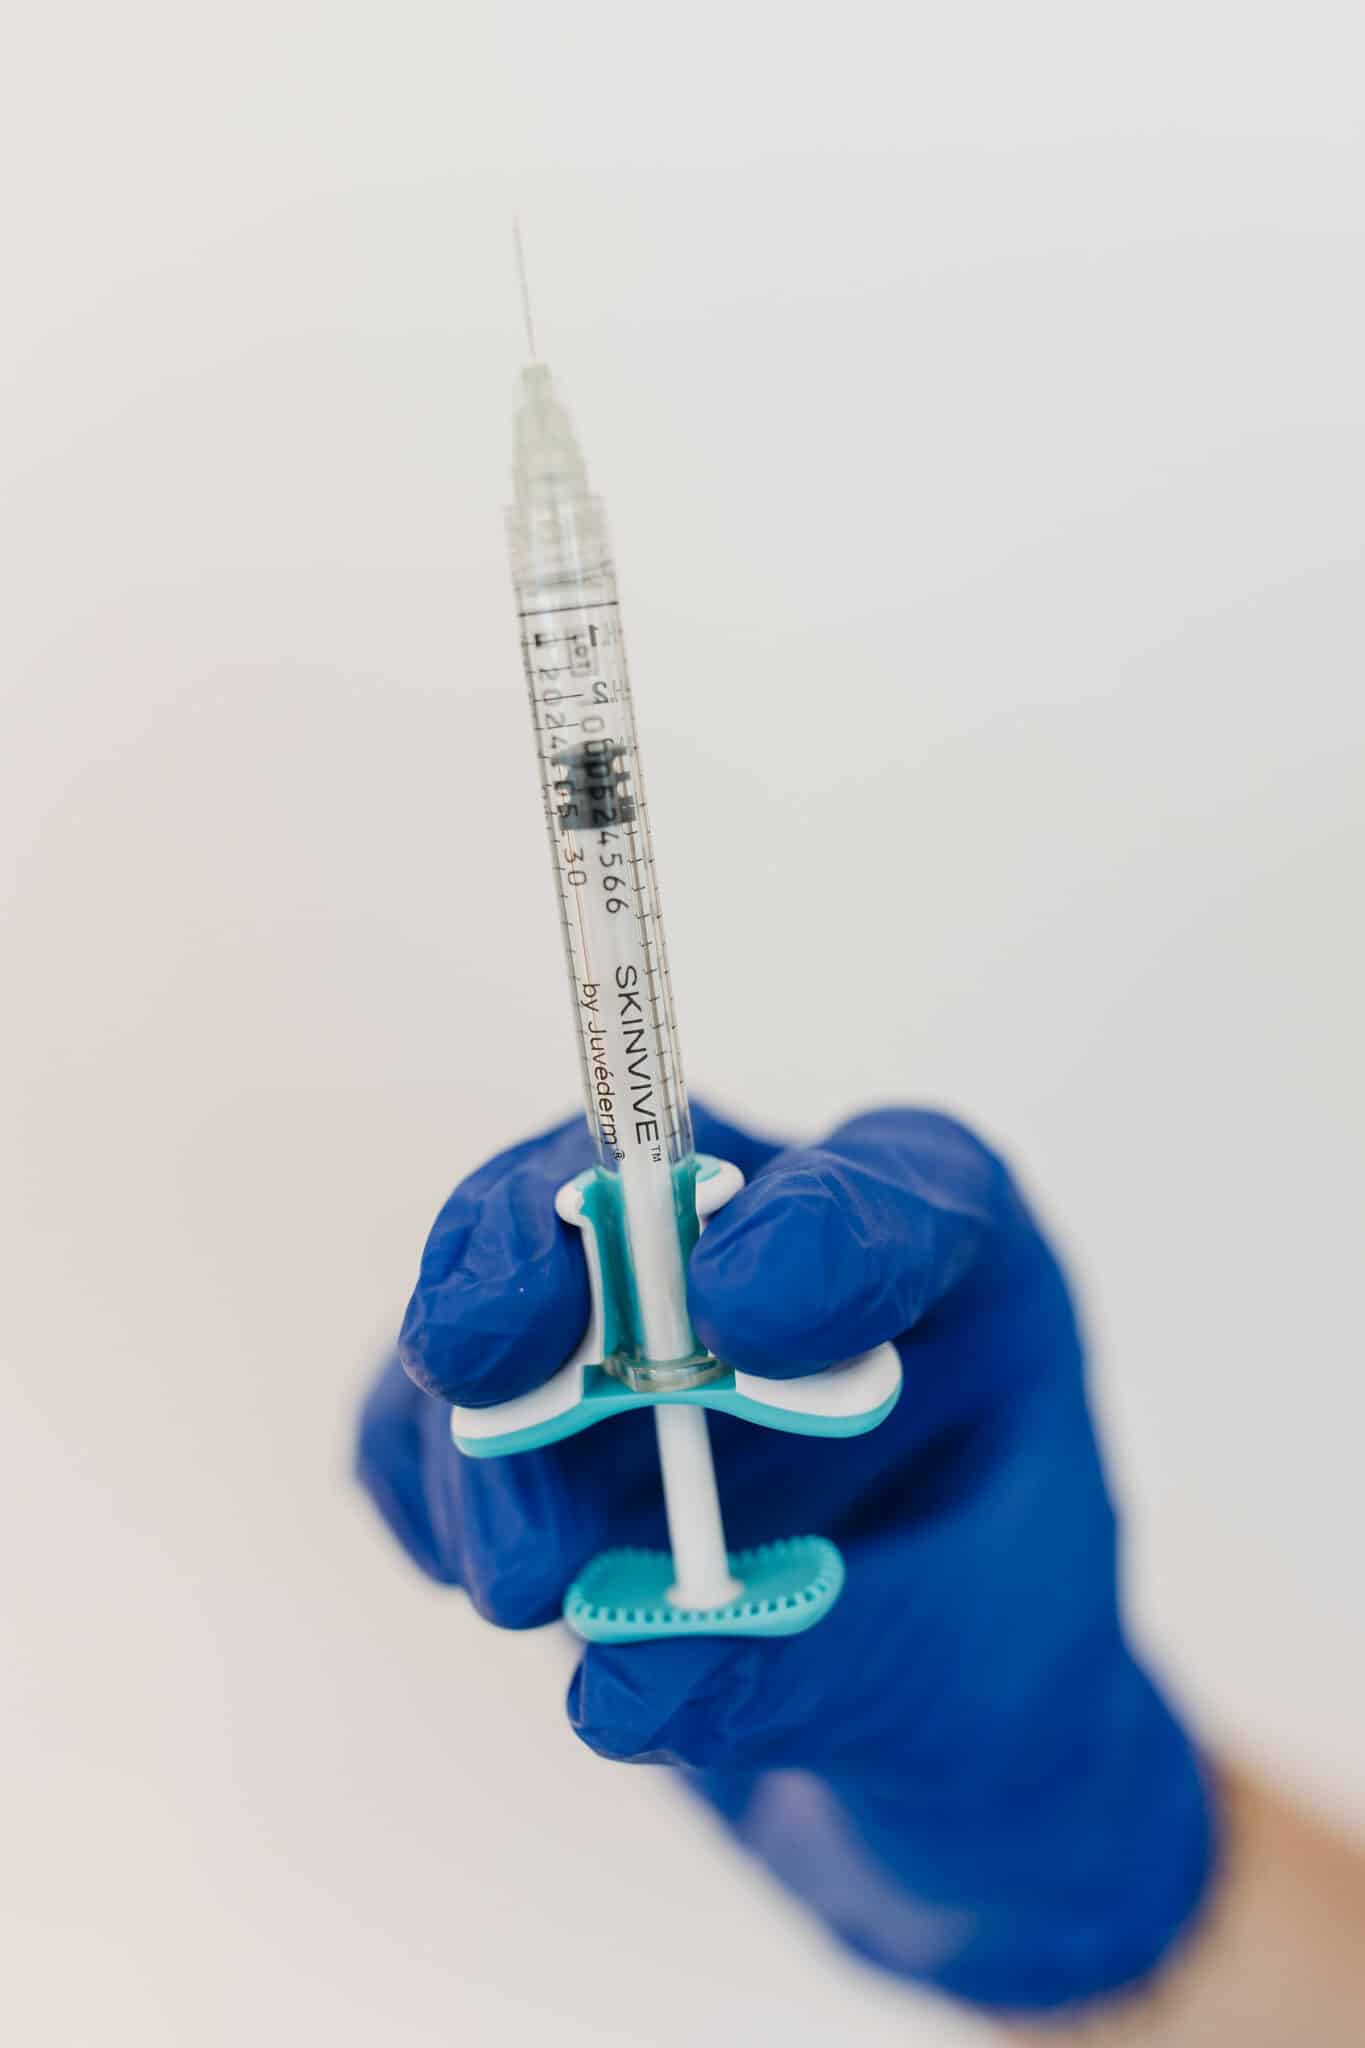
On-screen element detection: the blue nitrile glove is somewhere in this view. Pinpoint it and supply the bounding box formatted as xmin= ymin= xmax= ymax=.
xmin=356 ymin=1104 xmax=1216 ymax=2015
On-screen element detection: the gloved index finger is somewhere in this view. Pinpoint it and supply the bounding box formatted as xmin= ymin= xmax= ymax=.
xmin=398 ymin=1114 xmax=594 ymax=1408
xmin=686 ymin=1107 xmax=1006 ymax=1378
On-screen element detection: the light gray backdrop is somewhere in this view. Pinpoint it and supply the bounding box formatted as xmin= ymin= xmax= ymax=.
xmin=5 ymin=5 xmax=1363 ymax=2043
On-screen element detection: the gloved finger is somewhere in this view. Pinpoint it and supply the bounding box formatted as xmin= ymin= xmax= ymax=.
xmin=568 ymin=1377 xmax=1107 ymax=1770
xmin=432 ymin=1422 xmax=609 ymax=1628
xmin=355 ymin=1350 xmax=611 ymax=1625
xmin=566 ymin=1529 xmax=920 ymax=1771
xmin=399 ymin=1100 xmax=786 ymax=1409
xmin=398 ymin=1115 xmax=594 ymax=1407
xmin=355 ymin=1353 xmax=453 ymax=1582
xmin=687 ymin=1107 xmax=1011 ymax=1377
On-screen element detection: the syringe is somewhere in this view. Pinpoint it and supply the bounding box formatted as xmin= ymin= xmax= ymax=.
xmin=456 ymin=232 xmax=901 ymax=1642
xmin=505 ymin=233 xmax=739 ymax=1609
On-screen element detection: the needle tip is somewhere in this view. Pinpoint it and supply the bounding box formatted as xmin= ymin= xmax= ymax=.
xmin=513 ymin=215 xmax=538 ymax=363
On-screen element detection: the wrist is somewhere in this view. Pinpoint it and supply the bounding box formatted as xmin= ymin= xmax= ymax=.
xmin=1012 ymin=1769 xmax=1365 ymax=2045
xmin=847 ymin=1655 xmax=1216 ymax=2012
xmin=700 ymin=1652 xmax=1217 ymax=2015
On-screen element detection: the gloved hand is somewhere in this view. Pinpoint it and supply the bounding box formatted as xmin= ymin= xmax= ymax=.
xmin=356 ymin=1103 xmax=1215 ymax=2015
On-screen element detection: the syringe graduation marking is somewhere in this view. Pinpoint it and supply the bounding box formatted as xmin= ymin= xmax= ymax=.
xmin=518 ymin=599 xmax=620 ymax=620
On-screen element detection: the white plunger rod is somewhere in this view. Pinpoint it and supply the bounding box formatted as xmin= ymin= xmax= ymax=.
xmin=655 ymin=1404 xmax=742 ymax=1610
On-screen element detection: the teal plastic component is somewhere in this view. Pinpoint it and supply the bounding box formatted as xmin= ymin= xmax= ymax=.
xmin=445 ymin=1154 xmax=902 ymax=1644
xmin=577 ymin=1154 xmax=702 ymax=1364
xmin=564 ymin=1536 xmax=844 ymax=1644
xmin=452 ymin=1364 xmax=902 ymax=1459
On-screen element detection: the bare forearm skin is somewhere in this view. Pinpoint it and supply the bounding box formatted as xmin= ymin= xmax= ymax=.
xmin=1009 ymin=1767 xmax=1365 ymax=2045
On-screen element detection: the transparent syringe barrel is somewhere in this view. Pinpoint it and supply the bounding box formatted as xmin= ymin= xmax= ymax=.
xmin=507 ymin=367 xmax=707 ymax=1389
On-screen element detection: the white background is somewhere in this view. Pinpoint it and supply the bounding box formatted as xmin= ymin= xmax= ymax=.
xmin=4 ymin=5 xmax=1363 ymax=2043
